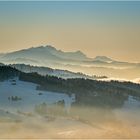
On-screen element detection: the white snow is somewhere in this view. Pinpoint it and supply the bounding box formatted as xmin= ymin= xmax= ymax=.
xmin=0 ymin=78 xmax=75 ymax=113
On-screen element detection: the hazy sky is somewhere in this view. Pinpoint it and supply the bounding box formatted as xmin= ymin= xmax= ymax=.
xmin=0 ymin=1 xmax=140 ymax=62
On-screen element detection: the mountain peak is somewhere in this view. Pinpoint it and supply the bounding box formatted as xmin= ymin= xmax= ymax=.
xmin=75 ymin=50 xmax=84 ymax=55
xmin=44 ymin=45 xmax=56 ymax=50
xmin=93 ymin=56 xmax=113 ymax=62
xmin=29 ymin=45 xmax=90 ymax=60
xmin=30 ymin=45 xmax=56 ymax=51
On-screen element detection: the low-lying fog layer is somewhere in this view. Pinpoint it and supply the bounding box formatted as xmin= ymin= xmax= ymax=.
xmin=0 ymin=79 xmax=140 ymax=138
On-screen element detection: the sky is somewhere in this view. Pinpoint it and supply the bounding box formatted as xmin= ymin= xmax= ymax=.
xmin=0 ymin=1 xmax=140 ymax=62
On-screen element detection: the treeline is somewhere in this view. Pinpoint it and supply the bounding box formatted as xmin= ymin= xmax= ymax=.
xmin=1 ymin=66 xmax=140 ymax=108
xmin=0 ymin=66 xmax=19 ymax=81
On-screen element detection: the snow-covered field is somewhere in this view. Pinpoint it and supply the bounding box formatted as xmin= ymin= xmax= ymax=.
xmin=0 ymin=78 xmax=75 ymax=113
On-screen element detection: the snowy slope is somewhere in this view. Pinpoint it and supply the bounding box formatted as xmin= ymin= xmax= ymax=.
xmin=0 ymin=78 xmax=75 ymax=113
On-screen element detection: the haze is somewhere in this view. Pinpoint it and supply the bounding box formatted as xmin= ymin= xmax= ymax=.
xmin=0 ymin=1 xmax=140 ymax=62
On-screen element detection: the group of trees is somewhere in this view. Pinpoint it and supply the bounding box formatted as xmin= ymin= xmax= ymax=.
xmin=8 ymin=96 xmax=22 ymax=101
xmin=0 ymin=66 xmax=19 ymax=81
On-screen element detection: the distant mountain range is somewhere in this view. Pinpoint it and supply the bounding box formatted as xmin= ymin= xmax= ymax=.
xmin=0 ymin=45 xmax=140 ymax=79
xmin=0 ymin=45 xmax=90 ymax=62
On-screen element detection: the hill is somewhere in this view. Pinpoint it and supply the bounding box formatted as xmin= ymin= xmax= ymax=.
xmin=10 ymin=64 xmax=97 ymax=79
xmin=1 ymin=65 xmax=140 ymax=108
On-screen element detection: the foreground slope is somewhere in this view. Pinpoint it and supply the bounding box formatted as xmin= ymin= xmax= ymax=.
xmin=1 ymin=66 xmax=140 ymax=138
xmin=1 ymin=65 xmax=140 ymax=108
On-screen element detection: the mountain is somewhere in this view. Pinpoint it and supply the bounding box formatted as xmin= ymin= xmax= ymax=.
xmin=93 ymin=56 xmax=114 ymax=63
xmin=1 ymin=45 xmax=90 ymax=63
xmin=0 ymin=45 xmax=140 ymax=80
xmin=0 ymin=46 xmax=95 ymax=70
xmin=1 ymin=45 xmax=137 ymax=68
